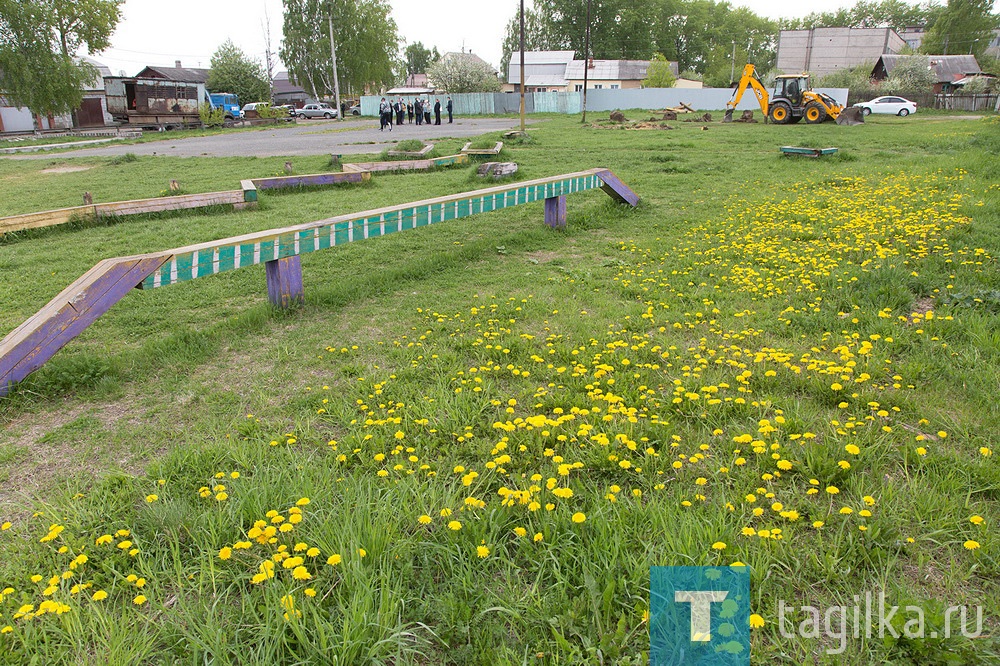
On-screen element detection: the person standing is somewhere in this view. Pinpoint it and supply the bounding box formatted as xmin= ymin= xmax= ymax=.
xmin=378 ymin=97 xmax=389 ymax=131
xmin=446 ymin=96 xmax=453 ymax=123
xmin=407 ymin=101 xmax=414 ymax=124
xmin=434 ymin=98 xmax=442 ymax=125
xmin=423 ymin=98 xmax=431 ymax=125
xmin=414 ymin=97 xmax=422 ymax=125
xmin=396 ymin=97 xmax=405 ymax=126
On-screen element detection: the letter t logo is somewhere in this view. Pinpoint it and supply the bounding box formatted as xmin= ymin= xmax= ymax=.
xmin=675 ymin=591 xmax=729 ymax=642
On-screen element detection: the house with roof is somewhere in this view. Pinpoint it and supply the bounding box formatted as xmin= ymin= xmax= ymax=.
xmin=135 ymin=61 xmax=210 ymax=84
xmin=0 ymin=57 xmax=111 ymax=132
xmin=777 ymin=28 xmax=906 ymax=77
xmin=272 ymin=71 xmax=310 ymax=107
xmin=505 ymin=51 xmax=674 ymax=93
xmin=871 ymin=54 xmax=983 ymax=93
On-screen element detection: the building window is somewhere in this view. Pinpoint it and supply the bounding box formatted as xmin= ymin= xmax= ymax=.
xmin=611 ymin=84 xmax=620 ymax=89
xmin=575 ymin=84 xmax=582 ymax=92
xmin=594 ymin=84 xmax=603 ymax=89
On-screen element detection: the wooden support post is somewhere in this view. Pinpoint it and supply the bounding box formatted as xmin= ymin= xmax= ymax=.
xmin=265 ymin=256 xmax=304 ymax=309
xmin=596 ymin=169 xmax=641 ymax=206
xmin=544 ymin=195 xmax=567 ymax=228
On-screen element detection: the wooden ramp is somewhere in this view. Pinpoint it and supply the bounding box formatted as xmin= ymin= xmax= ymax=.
xmin=0 ymin=168 xmax=639 ymax=396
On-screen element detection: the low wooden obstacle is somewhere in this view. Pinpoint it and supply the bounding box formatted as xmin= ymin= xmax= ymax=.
xmin=0 ymin=189 xmax=256 ymax=235
xmin=461 ymin=141 xmax=503 ymax=156
xmin=248 ymin=171 xmax=371 ymax=191
xmin=386 ymin=143 xmax=434 ymax=158
xmin=0 ymin=168 xmax=638 ymax=396
xmin=342 ymin=153 xmax=468 ymax=173
xmin=780 ymin=146 xmax=839 ymax=158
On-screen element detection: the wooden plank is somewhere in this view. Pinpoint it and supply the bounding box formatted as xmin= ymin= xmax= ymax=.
xmin=596 ymin=169 xmax=641 ymax=207
xmin=241 ymin=179 xmax=258 ymax=203
xmin=0 ymin=206 xmax=95 ymax=235
xmin=386 ymin=143 xmax=434 ymax=158
xmin=0 ymin=255 xmax=167 ymax=396
xmin=95 ymin=191 xmax=244 ymax=217
xmin=265 ymin=256 xmax=304 ymax=308
xmin=461 ymin=141 xmax=504 ymax=155
xmin=251 ymin=172 xmax=369 ymax=190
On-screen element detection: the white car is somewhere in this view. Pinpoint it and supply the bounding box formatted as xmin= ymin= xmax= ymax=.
xmin=855 ymin=96 xmax=917 ymax=117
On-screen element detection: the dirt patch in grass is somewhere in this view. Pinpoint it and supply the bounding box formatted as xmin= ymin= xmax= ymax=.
xmin=41 ymin=165 xmax=92 ymax=174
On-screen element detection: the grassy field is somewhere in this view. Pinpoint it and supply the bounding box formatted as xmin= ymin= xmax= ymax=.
xmin=1 ymin=111 xmax=999 ymax=664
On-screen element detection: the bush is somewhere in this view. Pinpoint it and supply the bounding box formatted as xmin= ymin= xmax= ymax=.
xmin=199 ymin=103 xmax=225 ymax=127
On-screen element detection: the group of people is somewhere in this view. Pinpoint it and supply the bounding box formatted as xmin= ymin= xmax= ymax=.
xmin=378 ymin=96 xmax=453 ymax=131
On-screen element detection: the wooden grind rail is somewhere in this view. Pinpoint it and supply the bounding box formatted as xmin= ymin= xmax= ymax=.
xmin=0 ymin=190 xmax=254 ymax=236
xmin=0 ymin=168 xmax=639 ymax=397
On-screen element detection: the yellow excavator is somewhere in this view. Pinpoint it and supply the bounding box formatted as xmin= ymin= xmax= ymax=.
xmin=723 ymin=64 xmax=863 ymax=125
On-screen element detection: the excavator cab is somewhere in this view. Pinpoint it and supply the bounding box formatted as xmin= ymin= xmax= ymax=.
xmin=774 ymin=75 xmax=807 ymax=107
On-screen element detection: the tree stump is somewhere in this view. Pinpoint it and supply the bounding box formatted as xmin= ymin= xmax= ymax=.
xmin=610 ymin=110 xmax=626 ymax=123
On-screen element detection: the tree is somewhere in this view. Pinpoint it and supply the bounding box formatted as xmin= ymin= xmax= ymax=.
xmin=643 ymin=52 xmax=676 ymax=87
xmin=280 ymin=0 xmax=398 ymax=100
xmin=404 ymin=42 xmax=439 ymax=76
xmin=500 ymin=5 xmax=560 ymax=80
xmin=782 ymin=0 xmax=928 ymax=33
xmin=920 ymin=0 xmax=998 ymax=57
xmin=885 ymin=54 xmax=938 ymax=91
xmin=207 ymin=40 xmax=270 ymax=104
xmin=427 ymin=53 xmax=501 ymax=93
xmin=0 ymin=0 xmax=123 ymax=118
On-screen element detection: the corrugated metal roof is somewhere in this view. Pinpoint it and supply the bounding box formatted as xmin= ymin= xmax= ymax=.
xmin=525 ymin=75 xmax=570 ymax=87
xmin=564 ymin=59 xmax=654 ymax=81
xmin=135 ymin=65 xmax=210 ymax=83
xmin=876 ymin=54 xmax=981 ymax=83
xmin=509 ymin=51 xmax=575 ymax=66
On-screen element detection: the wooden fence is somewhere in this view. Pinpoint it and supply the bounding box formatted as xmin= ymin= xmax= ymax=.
xmin=0 ymin=168 xmax=639 ymax=396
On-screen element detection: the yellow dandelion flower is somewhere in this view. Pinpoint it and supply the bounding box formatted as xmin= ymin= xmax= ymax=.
xmin=513 ymin=527 xmax=527 ymax=537
xmin=571 ymin=512 xmax=586 ymax=524
xmin=92 ymin=590 xmax=108 ymax=601
xmin=749 ymin=614 xmax=765 ymax=629
xmin=145 ymin=495 xmax=158 ymax=503
xmin=964 ymin=540 xmax=981 ymax=551
xmin=219 ymin=547 xmax=232 ymax=560
xmin=304 ymin=588 xmax=317 ymax=597
xmin=533 ymin=532 xmax=543 ymax=542
xmin=711 ymin=542 xmax=727 ymax=551
xmin=327 ymin=554 xmax=342 ymax=566
xmin=476 ymin=545 xmax=490 ymax=558
xmin=448 ymin=520 xmax=462 ymax=531
xmin=358 ymin=548 xmax=367 ymax=558
xmin=133 ymin=594 xmax=147 ymax=606
xmin=970 ymin=515 xmax=985 ymax=525
xmin=292 ymin=566 xmax=312 ymax=581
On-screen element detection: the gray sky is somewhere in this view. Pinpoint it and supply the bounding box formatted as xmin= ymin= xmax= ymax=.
xmin=95 ymin=0 xmax=994 ymax=78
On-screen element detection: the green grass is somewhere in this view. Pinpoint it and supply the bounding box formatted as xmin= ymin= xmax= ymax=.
xmin=0 ymin=112 xmax=999 ymax=664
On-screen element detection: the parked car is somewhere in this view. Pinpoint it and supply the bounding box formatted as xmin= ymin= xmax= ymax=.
xmin=296 ymin=103 xmax=338 ymax=119
xmin=854 ymin=96 xmax=917 ymax=116
xmin=274 ymin=104 xmax=297 ymax=117
xmin=348 ymin=104 xmax=361 ymax=116
xmin=241 ymin=102 xmax=271 ymax=119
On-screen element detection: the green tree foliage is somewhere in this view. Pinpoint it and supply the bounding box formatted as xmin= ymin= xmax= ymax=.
xmin=920 ymin=0 xmax=999 ymax=57
xmin=0 ymin=0 xmax=123 ymax=117
xmin=643 ymin=52 xmax=676 ymax=87
xmin=781 ymin=0 xmax=928 ymax=33
xmin=404 ymin=42 xmax=439 ymax=76
xmin=207 ymin=40 xmax=270 ymax=105
xmin=427 ymin=53 xmax=501 ymax=93
xmin=500 ymin=5 xmax=560 ymax=80
xmin=886 ymin=54 xmax=938 ymax=90
xmin=280 ymin=0 xmax=398 ymax=99
xmin=500 ymin=0 xmax=777 ymax=84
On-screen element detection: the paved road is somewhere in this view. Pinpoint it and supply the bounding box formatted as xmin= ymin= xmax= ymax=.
xmin=10 ymin=117 xmax=525 ymax=159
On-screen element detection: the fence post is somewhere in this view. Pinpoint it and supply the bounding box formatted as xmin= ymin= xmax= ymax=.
xmin=544 ymin=196 xmax=567 ymax=228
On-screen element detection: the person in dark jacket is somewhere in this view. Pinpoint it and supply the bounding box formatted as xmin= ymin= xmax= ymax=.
xmin=446 ymin=96 xmax=453 ymax=123
xmin=434 ymin=98 xmax=442 ymax=125
xmin=414 ymin=98 xmax=422 ymax=125
xmin=378 ymin=97 xmax=389 ymax=131
xmin=396 ymin=97 xmax=406 ymax=125
xmin=407 ymin=102 xmax=414 ymax=124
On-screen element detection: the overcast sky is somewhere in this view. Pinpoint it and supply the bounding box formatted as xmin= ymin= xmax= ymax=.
xmin=95 ymin=0 xmax=997 ymax=78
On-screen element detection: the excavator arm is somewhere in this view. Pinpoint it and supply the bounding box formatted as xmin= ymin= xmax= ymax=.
xmin=724 ymin=64 xmax=769 ymax=122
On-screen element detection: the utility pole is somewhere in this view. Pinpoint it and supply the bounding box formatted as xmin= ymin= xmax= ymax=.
xmin=329 ymin=13 xmax=343 ymax=121
xmin=519 ymin=0 xmax=525 ymax=134
xmin=581 ymin=0 xmax=591 ymax=123
xmin=730 ymin=41 xmax=736 ymax=86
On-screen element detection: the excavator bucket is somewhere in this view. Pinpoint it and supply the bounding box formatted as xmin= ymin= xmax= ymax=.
xmin=723 ymin=108 xmax=734 ymax=123
xmin=836 ymin=107 xmax=864 ymax=125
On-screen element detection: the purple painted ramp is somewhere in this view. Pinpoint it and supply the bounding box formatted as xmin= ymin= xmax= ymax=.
xmin=596 ymin=169 xmax=641 ymax=207
xmin=0 ymin=256 xmax=166 ymax=397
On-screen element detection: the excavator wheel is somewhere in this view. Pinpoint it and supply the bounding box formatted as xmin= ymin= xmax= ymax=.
xmin=769 ymin=102 xmax=792 ymax=124
xmin=804 ymin=102 xmax=827 ymax=124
